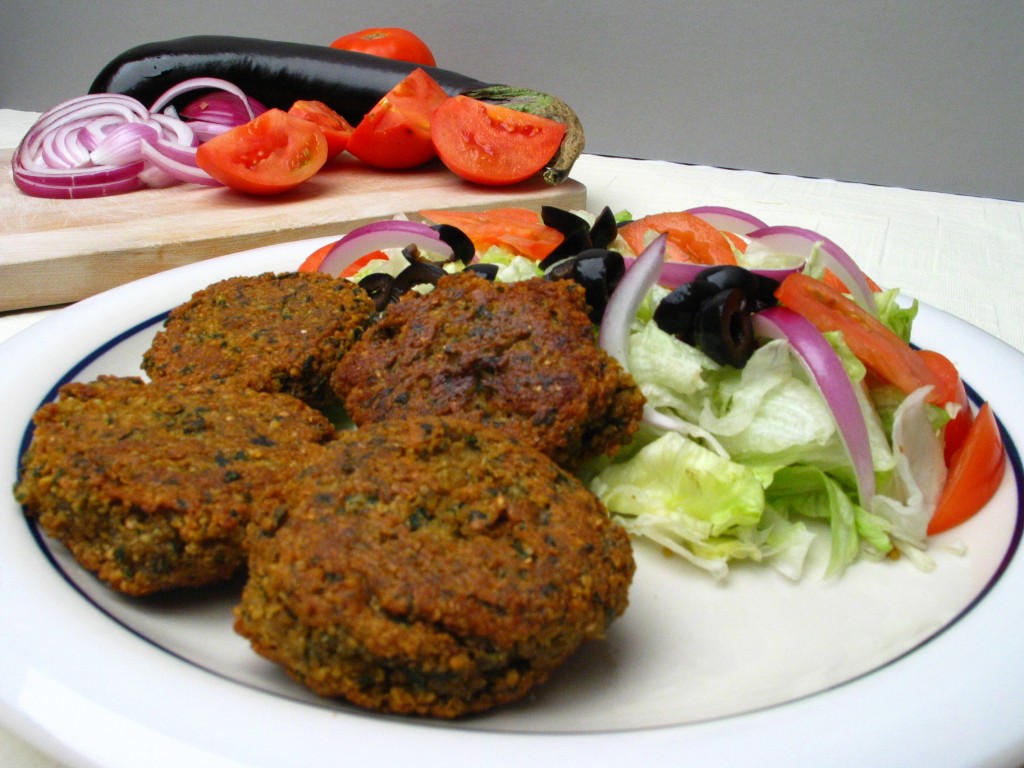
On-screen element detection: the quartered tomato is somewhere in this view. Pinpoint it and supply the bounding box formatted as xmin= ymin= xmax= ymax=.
xmin=775 ymin=272 xmax=946 ymax=404
xmin=346 ymin=68 xmax=448 ymax=169
xmin=430 ymin=96 xmax=566 ymax=185
xmin=918 ymin=349 xmax=974 ymax=464
xmin=619 ymin=211 xmax=738 ymax=265
xmin=928 ymin=402 xmax=1006 ymax=535
xmin=419 ymin=207 xmax=563 ymax=260
xmin=330 ymin=27 xmax=436 ymax=66
xmin=195 ymin=108 xmax=328 ymax=195
xmin=287 ymin=100 xmax=354 ymax=158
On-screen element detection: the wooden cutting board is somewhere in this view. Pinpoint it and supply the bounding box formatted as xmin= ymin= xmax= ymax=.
xmin=0 ymin=149 xmax=586 ymax=312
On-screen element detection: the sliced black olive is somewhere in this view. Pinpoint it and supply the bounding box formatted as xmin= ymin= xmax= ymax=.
xmin=392 ymin=261 xmax=446 ymax=295
xmin=541 ymin=205 xmax=591 ymax=236
xmin=698 ymin=265 xmax=780 ymax=308
xmin=358 ymin=272 xmax=396 ymax=311
xmin=432 ymin=223 xmax=475 ymax=265
xmin=694 ymin=288 xmax=756 ymax=368
xmin=542 ymin=256 xmax=578 ymax=281
xmin=577 ymin=248 xmax=625 ymax=293
xmin=538 ymin=227 xmax=592 ymax=268
xmin=653 ymin=281 xmax=720 ymax=343
xmin=573 ymin=254 xmax=613 ymax=324
xmin=464 ymin=263 xmax=500 ymax=280
xmin=588 ymin=206 xmax=619 ymax=248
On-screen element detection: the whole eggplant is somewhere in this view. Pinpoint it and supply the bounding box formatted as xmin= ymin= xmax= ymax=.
xmin=89 ymin=35 xmax=584 ymax=183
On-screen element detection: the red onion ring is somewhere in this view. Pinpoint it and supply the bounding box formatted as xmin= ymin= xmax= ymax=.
xmin=753 ymin=307 xmax=876 ymax=508
xmin=747 ymin=226 xmax=878 ymax=316
xmin=685 ymin=205 xmax=769 ymax=235
xmin=12 ymin=78 xmax=261 ymax=199
xmin=314 ymin=220 xmax=451 ymax=277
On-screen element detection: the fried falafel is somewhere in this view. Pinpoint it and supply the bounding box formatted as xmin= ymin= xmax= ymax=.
xmin=142 ymin=271 xmax=374 ymax=407
xmin=330 ymin=271 xmax=645 ymax=469
xmin=15 ymin=375 xmax=335 ymax=596
xmin=234 ymin=415 xmax=635 ymax=718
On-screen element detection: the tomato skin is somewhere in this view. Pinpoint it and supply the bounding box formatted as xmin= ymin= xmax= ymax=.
xmin=430 ymin=96 xmax=567 ymax=186
xmin=918 ymin=349 xmax=974 ymax=464
xmin=927 ymin=403 xmax=1006 ymax=534
xmin=195 ymin=109 xmax=328 ymax=195
xmin=346 ymin=69 xmax=448 ymax=169
xmin=619 ymin=212 xmax=737 ymax=265
xmin=419 ymin=207 xmax=563 ymax=260
xmin=298 ymin=244 xmax=387 ymax=277
xmin=775 ymin=272 xmax=945 ymax=404
xmin=287 ymin=100 xmax=353 ymax=158
xmin=329 ymin=27 xmax=436 ymax=66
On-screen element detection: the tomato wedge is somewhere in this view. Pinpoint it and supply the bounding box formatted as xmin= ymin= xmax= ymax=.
xmin=419 ymin=207 xmax=563 ymax=260
xmin=287 ymin=100 xmax=354 ymax=158
xmin=195 ymin=108 xmax=328 ymax=195
xmin=918 ymin=349 xmax=974 ymax=464
xmin=430 ymin=96 xmax=566 ymax=185
xmin=822 ymin=268 xmax=883 ymax=294
xmin=299 ymin=244 xmax=387 ymax=277
xmin=346 ymin=68 xmax=448 ymax=169
xmin=619 ymin=211 xmax=737 ymax=265
xmin=775 ymin=272 xmax=946 ymax=404
xmin=927 ymin=402 xmax=1006 ymax=534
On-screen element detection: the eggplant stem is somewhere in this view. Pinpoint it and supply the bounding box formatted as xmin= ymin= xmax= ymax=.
xmin=462 ymin=85 xmax=585 ymax=185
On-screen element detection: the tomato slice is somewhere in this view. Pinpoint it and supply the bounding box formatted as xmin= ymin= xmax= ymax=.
xmin=927 ymin=402 xmax=1006 ymax=534
xmin=917 ymin=349 xmax=974 ymax=464
xmin=419 ymin=207 xmax=563 ymax=260
xmin=195 ymin=108 xmax=328 ymax=195
xmin=298 ymin=244 xmax=387 ymax=277
xmin=287 ymin=100 xmax=354 ymax=158
xmin=775 ymin=272 xmax=945 ymax=404
xmin=430 ymin=96 xmax=566 ymax=186
xmin=619 ymin=211 xmax=737 ymax=265
xmin=822 ymin=268 xmax=883 ymax=294
xmin=346 ymin=69 xmax=448 ymax=169
xmin=329 ymin=27 xmax=436 ymax=67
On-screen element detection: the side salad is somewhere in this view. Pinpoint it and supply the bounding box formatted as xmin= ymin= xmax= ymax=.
xmin=300 ymin=204 xmax=1008 ymax=580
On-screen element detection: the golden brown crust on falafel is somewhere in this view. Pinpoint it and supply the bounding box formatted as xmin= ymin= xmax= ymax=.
xmin=330 ymin=272 xmax=645 ymax=469
xmin=16 ymin=375 xmax=334 ymax=596
xmin=142 ymin=271 xmax=374 ymax=407
xmin=235 ymin=415 xmax=634 ymax=718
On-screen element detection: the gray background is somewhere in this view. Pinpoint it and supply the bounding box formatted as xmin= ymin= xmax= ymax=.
xmin=2 ymin=0 xmax=1021 ymax=200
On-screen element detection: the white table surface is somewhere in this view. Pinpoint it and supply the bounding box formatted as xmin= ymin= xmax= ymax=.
xmin=2 ymin=107 xmax=1023 ymax=768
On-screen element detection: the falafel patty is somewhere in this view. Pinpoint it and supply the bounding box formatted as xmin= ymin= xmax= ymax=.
xmin=16 ymin=375 xmax=335 ymax=596
xmin=330 ymin=271 xmax=645 ymax=469
xmin=142 ymin=271 xmax=374 ymax=406
xmin=234 ymin=415 xmax=635 ymax=718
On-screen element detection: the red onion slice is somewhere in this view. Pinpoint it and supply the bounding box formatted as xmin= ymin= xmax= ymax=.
xmin=148 ymin=77 xmax=258 ymax=122
xmin=180 ymin=91 xmax=267 ymax=127
xmin=600 ymin=234 xmax=667 ymax=366
xmin=753 ymin=306 xmax=876 ymax=508
xmin=748 ymin=225 xmax=878 ymax=316
xmin=139 ymin=141 xmax=218 ymax=186
xmin=11 ymin=80 xmax=266 ymax=199
xmin=315 ymin=220 xmax=452 ymax=277
xmin=89 ymin=123 xmax=159 ymax=165
xmin=685 ymin=205 xmax=769 ymax=235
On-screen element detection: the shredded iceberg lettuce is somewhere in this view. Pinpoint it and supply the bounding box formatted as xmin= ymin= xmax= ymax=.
xmin=588 ymin=285 xmax=945 ymax=581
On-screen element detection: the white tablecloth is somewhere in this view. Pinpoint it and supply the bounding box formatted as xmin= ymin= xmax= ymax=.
xmin=2 ymin=108 xmax=1023 ymax=768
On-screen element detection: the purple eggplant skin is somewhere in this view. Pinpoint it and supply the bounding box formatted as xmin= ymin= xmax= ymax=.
xmin=88 ymin=35 xmax=489 ymax=126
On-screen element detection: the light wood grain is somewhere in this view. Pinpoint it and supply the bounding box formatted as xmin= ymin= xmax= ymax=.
xmin=0 ymin=150 xmax=586 ymax=311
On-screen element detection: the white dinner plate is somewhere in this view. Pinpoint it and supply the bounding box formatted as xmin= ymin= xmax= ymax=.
xmin=1 ymin=237 xmax=1021 ymax=768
